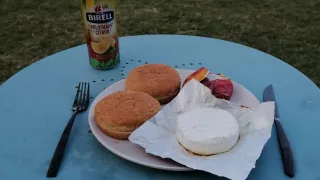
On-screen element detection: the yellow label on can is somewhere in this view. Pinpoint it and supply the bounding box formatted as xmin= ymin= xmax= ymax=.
xmin=81 ymin=0 xmax=120 ymax=69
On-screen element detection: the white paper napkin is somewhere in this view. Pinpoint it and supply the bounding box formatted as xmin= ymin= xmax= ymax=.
xmin=129 ymin=79 xmax=275 ymax=180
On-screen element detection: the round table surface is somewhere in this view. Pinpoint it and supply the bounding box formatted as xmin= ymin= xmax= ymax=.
xmin=0 ymin=35 xmax=319 ymax=180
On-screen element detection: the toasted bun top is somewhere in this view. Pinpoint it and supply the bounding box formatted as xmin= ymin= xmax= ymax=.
xmin=94 ymin=91 xmax=161 ymax=133
xmin=125 ymin=64 xmax=181 ymax=99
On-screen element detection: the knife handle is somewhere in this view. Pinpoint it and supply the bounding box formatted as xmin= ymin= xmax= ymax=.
xmin=274 ymin=119 xmax=296 ymax=178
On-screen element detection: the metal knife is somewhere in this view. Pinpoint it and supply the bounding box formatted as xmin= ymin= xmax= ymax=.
xmin=263 ymin=85 xmax=296 ymax=178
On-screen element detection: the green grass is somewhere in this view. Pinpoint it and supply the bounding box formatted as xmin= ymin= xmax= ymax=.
xmin=0 ymin=0 xmax=319 ymax=86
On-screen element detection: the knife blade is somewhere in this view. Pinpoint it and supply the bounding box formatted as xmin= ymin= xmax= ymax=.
xmin=263 ymin=85 xmax=296 ymax=178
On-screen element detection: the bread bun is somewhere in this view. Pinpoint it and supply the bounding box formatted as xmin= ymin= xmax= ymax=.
xmin=94 ymin=91 xmax=161 ymax=140
xmin=125 ymin=64 xmax=181 ymax=104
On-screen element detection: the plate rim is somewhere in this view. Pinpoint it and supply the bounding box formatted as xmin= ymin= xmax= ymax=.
xmin=88 ymin=69 xmax=260 ymax=171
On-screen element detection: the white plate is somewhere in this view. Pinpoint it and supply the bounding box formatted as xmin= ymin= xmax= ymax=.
xmin=88 ymin=69 xmax=260 ymax=171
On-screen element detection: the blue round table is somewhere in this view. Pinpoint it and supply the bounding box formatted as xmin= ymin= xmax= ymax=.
xmin=0 ymin=35 xmax=319 ymax=180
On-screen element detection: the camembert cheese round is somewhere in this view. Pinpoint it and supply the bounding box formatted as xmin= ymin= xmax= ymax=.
xmin=176 ymin=108 xmax=239 ymax=155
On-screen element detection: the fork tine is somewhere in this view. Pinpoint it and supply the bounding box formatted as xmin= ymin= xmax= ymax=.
xmin=81 ymin=83 xmax=87 ymax=104
xmin=73 ymin=82 xmax=81 ymax=106
xmin=78 ymin=82 xmax=84 ymax=105
xmin=86 ymin=83 xmax=90 ymax=105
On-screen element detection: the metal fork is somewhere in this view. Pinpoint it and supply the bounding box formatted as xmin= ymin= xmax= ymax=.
xmin=46 ymin=82 xmax=90 ymax=177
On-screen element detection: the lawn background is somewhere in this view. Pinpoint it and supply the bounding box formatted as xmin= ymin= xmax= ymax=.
xmin=0 ymin=0 xmax=319 ymax=86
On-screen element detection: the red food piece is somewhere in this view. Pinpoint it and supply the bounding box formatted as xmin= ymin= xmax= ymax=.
xmin=211 ymin=79 xmax=233 ymax=100
xmin=200 ymin=78 xmax=212 ymax=89
xmin=182 ymin=67 xmax=209 ymax=87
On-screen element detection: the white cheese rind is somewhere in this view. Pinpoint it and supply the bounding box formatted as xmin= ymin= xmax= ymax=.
xmin=176 ymin=108 xmax=239 ymax=155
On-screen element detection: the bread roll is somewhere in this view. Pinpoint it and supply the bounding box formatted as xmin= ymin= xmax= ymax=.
xmin=94 ymin=91 xmax=161 ymax=140
xmin=125 ymin=64 xmax=181 ymax=104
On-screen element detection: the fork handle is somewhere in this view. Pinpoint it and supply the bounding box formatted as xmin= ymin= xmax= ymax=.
xmin=46 ymin=111 xmax=78 ymax=177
